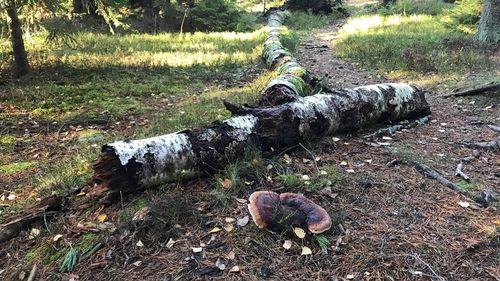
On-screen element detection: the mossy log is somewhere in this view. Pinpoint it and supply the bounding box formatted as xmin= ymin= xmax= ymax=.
xmin=259 ymin=10 xmax=317 ymax=106
xmin=89 ymin=83 xmax=430 ymax=203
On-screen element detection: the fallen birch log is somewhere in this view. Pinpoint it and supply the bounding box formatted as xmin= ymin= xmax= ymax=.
xmin=88 ymin=83 xmax=430 ymax=203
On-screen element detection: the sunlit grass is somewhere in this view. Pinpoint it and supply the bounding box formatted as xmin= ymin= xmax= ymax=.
xmin=336 ymin=13 xmax=497 ymax=74
xmin=0 ymin=28 xmax=268 ymax=126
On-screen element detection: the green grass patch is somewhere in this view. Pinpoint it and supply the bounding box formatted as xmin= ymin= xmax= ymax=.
xmin=0 ymin=162 xmax=37 ymax=176
xmin=336 ymin=0 xmax=495 ymax=77
xmin=336 ymin=13 xmax=494 ymax=74
xmin=284 ymin=11 xmax=332 ymax=31
xmin=0 ymin=135 xmax=16 ymax=145
xmin=456 ymin=179 xmax=474 ymax=190
xmin=378 ymin=0 xmax=452 ymax=16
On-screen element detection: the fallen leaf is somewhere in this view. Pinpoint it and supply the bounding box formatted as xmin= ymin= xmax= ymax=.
xmin=132 ymin=207 xmax=150 ymax=221
xmin=215 ymin=258 xmax=226 ymax=270
xmin=235 ymin=198 xmax=247 ymax=204
xmin=224 ymin=224 xmax=234 ymax=232
xmin=136 ymin=240 xmax=144 ymax=247
xmin=210 ymin=227 xmax=222 ymax=233
xmin=29 ymin=228 xmax=40 ymax=239
xmin=294 ymin=227 xmax=306 ymax=239
xmin=229 ymin=266 xmax=240 ymax=273
xmin=283 ymin=154 xmax=291 ymax=164
xmin=0 ymin=195 xmax=4 ymax=201
xmin=192 ymin=247 xmax=203 ymax=253
xmin=227 ymin=251 xmax=235 ymax=260
xmin=53 ymin=234 xmax=63 ymax=242
xmin=458 ymin=202 xmax=470 ymax=208
xmin=166 ymin=238 xmax=175 ymax=248
xmin=220 ymin=179 xmax=232 ymax=189
xmin=97 ymin=214 xmax=107 ymax=222
xmin=301 ymin=246 xmax=312 ymax=255
xmin=237 ymin=216 xmax=249 ymax=227
xmin=66 ymin=273 xmax=80 ymax=281
xmin=320 ymin=187 xmax=338 ymax=199
xmin=283 ymin=240 xmax=292 ymax=250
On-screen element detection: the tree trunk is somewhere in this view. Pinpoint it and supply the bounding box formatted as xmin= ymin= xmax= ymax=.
xmin=73 ymin=0 xmax=98 ymax=16
xmin=382 ymin=0 xmax=396 ymax=6
xmin=88 ymin=83 xmax=430 ymax=203
xmin=476 ymin=0 xmax=500 ymax=43
xmin=5 ymin=0 xmax=29 ymax=77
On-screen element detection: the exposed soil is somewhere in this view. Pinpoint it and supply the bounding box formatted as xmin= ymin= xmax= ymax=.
xmin=1 ymin=10 xmax=499 ymax=281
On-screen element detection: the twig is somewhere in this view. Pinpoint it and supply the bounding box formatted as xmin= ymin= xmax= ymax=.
xmin=441 ymin=82 xmax=500 ymax=98
xmin=487 ymin=124 xmax=500 ymax=133
xmin=454 ymin=162 xmax=470 ymax=182
xmin=27 ymin=263 xmax=37 ymax=281
xmin=79 ymin=240 xmax=104 ymax=262
xmin=408 ymin=161 xmax=467 ymax=194
xmin=460 ymin=140 xmax=500 ymax=150
xmin=404 ymin=254 xmax=446 ymax=281
xmin=298 ymin=142 xmax=320 ymax=175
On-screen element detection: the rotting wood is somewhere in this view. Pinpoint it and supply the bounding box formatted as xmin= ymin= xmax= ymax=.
xmin=442 ymin=82 xmax=500 ymax=98
xmin=88 ymin=83 xmax=430 ymax=203
xmin=409 ymin=161 xmax=467 ymax=194
xmin=0 ymin=196 xmax=62 ymax=243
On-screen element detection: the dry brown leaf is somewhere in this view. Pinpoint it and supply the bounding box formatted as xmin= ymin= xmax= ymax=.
xmin=220 ymin=179 xmax=232 ymax=189
xmin=210 ymin=227 xmax=222 ymax=233
xmin=301 ymin=246 xmax=312 ymax=255
xmin=224 ymin=224 xmax=234 ymax=232
xmin=283 ymin=240 xmax=292 ymax=250
xmin=294 ymin=227 xmax=306 ymax=239
xmin=97 ymin=214 xmax=107 ymax=222
xmin=229 ymin=266 xmax=240 ymax=273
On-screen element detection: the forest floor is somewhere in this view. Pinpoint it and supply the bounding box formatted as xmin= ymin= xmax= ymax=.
xmin=1 ymin=1 xmax=499 ymax=281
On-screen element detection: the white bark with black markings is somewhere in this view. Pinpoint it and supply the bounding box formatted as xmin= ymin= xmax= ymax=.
xmin=89 ymin=83 xmax=430 ymax=202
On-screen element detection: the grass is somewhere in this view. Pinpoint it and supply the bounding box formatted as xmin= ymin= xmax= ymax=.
xmin=335 ymin=0 xmax=498 ymax=81
xmin=0 ymin=28 xmax=268 ymax=128
xmin=0 ymin=162 xmax=37 ymax=176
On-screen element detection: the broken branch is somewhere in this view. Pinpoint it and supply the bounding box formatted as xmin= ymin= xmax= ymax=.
xmin=409 ymin=161 xmax=467 ymax=194
xmin=442 ymin=82 xmax=500 ymax=98
xmin=454 ymin=162 xmax=470 ymax=182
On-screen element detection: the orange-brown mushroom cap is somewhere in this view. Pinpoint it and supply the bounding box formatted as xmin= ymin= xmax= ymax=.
xmin=248 ymin=191 xmax=280 ymax=229
xmin=279 ymin=193 xmax=332 ymax=234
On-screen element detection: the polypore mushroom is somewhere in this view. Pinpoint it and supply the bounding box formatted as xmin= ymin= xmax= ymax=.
xmin=279 ymin=193 xmax=332 ymax=234
xmin=247 ymin=191 xmax=281 ymax=231
xmin=247 ymin=191 xmax=332 ymax=234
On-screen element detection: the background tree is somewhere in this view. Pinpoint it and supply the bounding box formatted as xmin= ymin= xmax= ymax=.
xmin=2 ymin=0 xmax=30 ymax=77
xmin=476 ymin=0 xmax=500 ymax=42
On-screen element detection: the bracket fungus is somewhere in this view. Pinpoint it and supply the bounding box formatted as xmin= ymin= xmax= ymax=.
xmin=248 ymin=191 xmax=332 ymax=234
